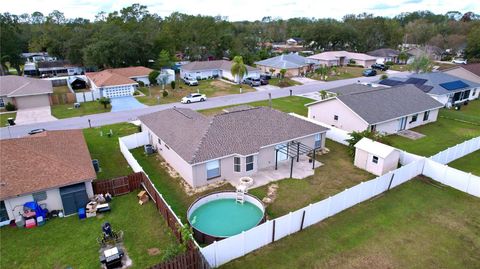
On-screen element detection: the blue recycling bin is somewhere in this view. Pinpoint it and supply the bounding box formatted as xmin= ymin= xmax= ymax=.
xmin=78 ymin=208 xmax=86 ymax=220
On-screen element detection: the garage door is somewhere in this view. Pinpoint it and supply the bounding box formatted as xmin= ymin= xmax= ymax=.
xmin=15 ymin=94 xmax=50 ymax=109
xmin=60 ymin=183 xmax=89 ymax=215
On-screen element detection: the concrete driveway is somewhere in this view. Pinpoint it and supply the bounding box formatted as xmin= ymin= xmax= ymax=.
xmin=256 ymin=85 xmax=280 ymax=91
xmin=111 ymin=96 xmax=147 ymax=112
xmin=291 ymin=77 xmax=320 ymax=84
xmin=15 ymin=106 xmax=57 ymax=125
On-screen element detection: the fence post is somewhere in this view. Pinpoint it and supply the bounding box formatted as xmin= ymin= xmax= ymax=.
xmin=271 ymin=220 xmax=276 ymax=243
xmin=466 ymin=173 xmax=473 ymax=194
xmin=300 ymin=209 xmax=306 ymax=231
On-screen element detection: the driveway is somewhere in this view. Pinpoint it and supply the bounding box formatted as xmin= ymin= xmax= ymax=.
xmin=291 ymin=77 xmax=320 ymax=85
xmin=111 ymin=96 xmax=147 ymax=112
xmin=15 ymin=106 xmax=57 ymax=125
xmin=256 ymin=85 xmax=280 ymax=91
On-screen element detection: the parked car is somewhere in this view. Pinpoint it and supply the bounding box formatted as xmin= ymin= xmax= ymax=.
xmin=362 ymin=69 xmax=377 ymax=77
xmin=28 ymin=128 xmax=46 ymax=135
xmin=260 ymin=78 xmax=269 ymax=85
xmin=260 ymin=74 xmax=272 ymax=80
xmin=371 ymin=63 xmax=389 ymax=71
xmin=243 ymin=77 xmax=261 ymax=87
xmin=452 ymin=58 xmax=467 ymax=64
xmin=181 ymin=93 xmax=206 ymax=104
xmin=184 ymin=77 xmax=199 ymax=86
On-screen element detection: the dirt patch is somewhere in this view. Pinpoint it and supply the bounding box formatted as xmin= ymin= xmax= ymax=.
xmin=262 ymin=184 xmax=279 ymax=204
xmin=148 ymin=248 xmax=160 ymax=256
xmin=156 ymin=155 xmax=180 ymax=178
xmin=210 ymin=80 xmax=230 ymax=91
xmin=325 ymin=251 xmax=397 ymax=269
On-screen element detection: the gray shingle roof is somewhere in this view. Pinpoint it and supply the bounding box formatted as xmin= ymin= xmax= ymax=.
xmin=140 ymin=107 xmax=328 ymax=164
xmin=0 ymin=75 xmax=53 ymax=97
xmin=255 ymin=53 xmax=316 ymax=69
xmin=336 ymin=84 xmax=444 ymax=124
xmin=367 ymin=48 xmax=400 ymax=57
xmin=327 ymin=84 xmax=387 ymax=96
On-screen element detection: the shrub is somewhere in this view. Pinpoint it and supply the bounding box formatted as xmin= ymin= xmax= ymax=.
xmin=349 ymin=59 xmax=356 ymax=64
xmin=133 ymin=90 xmax=140 ymax=96
xmin=98 ymin=97 xmax=111 ymax=109
xmin=170 ymin=81 xmax=176 ymax=90
xmin=380 ymin=74 xmax=388 ymax=80
xmin=385 ymin=61 xmax=394 ymax=66
xmin=148 ymin=70 xmax=160 ymax=85
xmin=162 ymin=90 xmax=168 ymax=97
xmin=5 ymin=102 xmax=16 ymax=111
xmin=346 ymin=130 xmax=386 ymax=157
xmin=137 ymin=81 xmax=145 ymax=87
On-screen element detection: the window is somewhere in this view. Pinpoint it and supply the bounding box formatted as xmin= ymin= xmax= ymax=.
xmin=372 ymin=156 xmax=379 ymax=164
xmin=0 ymin=201 xmax=8 ymax=222
xmin=0 ymin=97 xmax=4 ymax=108
xmin=410 ymin=114 xmax=418 ymax=123
xmin=334 ymin=115 xmax=339 ymax=121
xmin=246 ymin=155 xmax=254 ymax=171
xmin=206 ymin=160 xmax=220 ymax=179
xmin=33 ymin=191 xmax=47 ymax=201
xmin=423 ymin=110 xmax=430 ymax=121
xmin=370 ymin=125 xmax=377 ymax=132
xmin=234 ymin=157 xmax=241 ymax=172
xmin=314 ymin=133 xmax=322 ymax=149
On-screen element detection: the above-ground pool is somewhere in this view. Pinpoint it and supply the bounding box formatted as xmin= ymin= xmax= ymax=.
xmin=187 ymin=192 xmax=265 ymax=244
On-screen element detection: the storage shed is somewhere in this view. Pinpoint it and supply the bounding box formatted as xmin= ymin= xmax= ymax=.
xmin=354 ymin=138 xmax=400 ymax=176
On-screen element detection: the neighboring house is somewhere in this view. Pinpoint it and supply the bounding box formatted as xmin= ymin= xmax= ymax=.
xmin=0 ymin=130 xmax=96 ymax=225
xmin=156 ymin=69 xmax=176 ymax=85
xmin=379 ymin=73 xmax=480 ymax=107
xmin=86 ymin=66 xmax=153 ymax=98
xmin=255 ymin=53 xmax=317 ymax=77
xmin=37 ymin=60 xmax=85 ymax=77
xmin=21 ymin=52 xmax=54 ymax=63
xmin=180 ymin=60 xmax=260 ymax=82
xmin=407 ymin=45 xmax=443 ymax=61
xmin=367 ymin=48 xmax=402 ymax=64
xmin=354 ymin=138 xmax=400 ymax=176
xmin=307 ymin=84 xmax=444 ymax=134
xmin=0 ymin=76 xmax=53 ymax=109
xmin=139 ymin=106 xmax=328 ymax=188
xmin=443 ymin=63 xmax=480 ymax=83
xmin=308 ymin=51 xmax=377 ymax=67
xmin=286 ymin=37 xmax=304 ymax=46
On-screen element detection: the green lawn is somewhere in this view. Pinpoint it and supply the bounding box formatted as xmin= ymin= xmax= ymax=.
xmin=136 ymin=79 xmax=255 ymax=106
xmin=222 ymin=178 xmax=480 ymax=269
xmin=131 ymin=148 xmax=233 ymax=222
xmin=0 ymin=192 xmax=178 ymax=269
xmin=269 ymin=77 xmax=301 ymax=88
xmin=0 ymin=112 xmax=16 ymax=127
xmin=448 ymin=150 xmax=480 ymax=176
xmin=308 ymin=66 xmax=384 ymax=82
xmin=250 ymin=140 xmax=373 ymax=218
xmin=51 ymin=101 xmax=111 ymax=119
xmin=439 ymin=99 xmax=480 ymax=125
xmin=53 ymin=85 xmax=71 ymax=94
xmin=384 ymin=104 xmax=480 ymax=156
xmin=199 ymin=96 xmax=313 ymax=117
xmin=83 ymin=123 xmax=139 ymax=180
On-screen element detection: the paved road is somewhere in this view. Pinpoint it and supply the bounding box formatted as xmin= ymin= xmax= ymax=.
xmin=0 ymin=72 xmax=409 ymax=139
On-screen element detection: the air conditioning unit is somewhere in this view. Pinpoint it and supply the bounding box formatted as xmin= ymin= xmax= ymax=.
xmin=144 ymin=144 xmax=154 ymax=155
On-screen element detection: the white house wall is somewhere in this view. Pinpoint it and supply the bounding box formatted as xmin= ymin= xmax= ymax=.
xmin=377 ymin=109 xmax=439 ymax=134
xmin=131 ymin=76 xmax=150 ymax=86
xmin=3 ymin=188 xmax=64 ymax=220
xmin=308 ymin=99 xmax=369 ymax=132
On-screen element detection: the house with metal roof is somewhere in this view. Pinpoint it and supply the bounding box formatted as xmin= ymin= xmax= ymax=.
xmin=254 ymin=53 xmax=317 ymax=77
xmin=139 ymin=106 xmax=328 ymax=188
xmin=378 ymin=72 xmax=480 ymax=107
xmin=306 ymin=84 xmax=444 ymax=134
xmin=179 ymin=60 xmax=260 ymax=82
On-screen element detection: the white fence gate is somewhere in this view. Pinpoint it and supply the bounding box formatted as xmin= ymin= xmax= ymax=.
xmin=290 ymin=113 xmax=351 ymax=145
xmin=75 ymin=91 xmax=97 ymax=103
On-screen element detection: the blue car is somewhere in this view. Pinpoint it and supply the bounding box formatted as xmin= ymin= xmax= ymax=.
xmin=362 ymin=69 xmax=377 ymax=77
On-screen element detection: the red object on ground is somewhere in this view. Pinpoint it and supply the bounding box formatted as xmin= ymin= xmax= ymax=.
xmin=25 ymin=219 xmax=36 ymax=229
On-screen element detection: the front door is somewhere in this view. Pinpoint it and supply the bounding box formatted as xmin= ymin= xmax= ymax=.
xmin=398 ymin=116 xmax=407 ymax=131
xmin=275 ymin=144 xmax=288 ymax=161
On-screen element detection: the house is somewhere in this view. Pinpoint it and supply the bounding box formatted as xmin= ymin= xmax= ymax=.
xmin=0 ymin=76 xmax=53 ymax=109
xmin=0 ymin=130 xmax=97 ymax=225
xmin=407 ymin=45 xmax=443 ymax=61
xmin=86 ymin=66 xmax=153 ymax=98
xmin=443 ymin=63 xmax=480 ymax=83
xmin=307 ymin=84 xmax=444 ymax=134
xmin=308 ymin=51 xmax=377 ymax=67
xmin=37 ymin=60 xmax=85 ymax=77
xmin=367 ymin=48 xmax=402 ymax=64
xmin=286 ymin=37 xmax=304 ymax=46
xmin=139 ymin=106 xmax=328 ymax=188
xmin=255 ymin=53 xmax=317 ymax=77
xmin=354 ymin=138 xmax=400 ymax=176
xmin=156 ymin=69 xmax=176 ymax=85
xmin=180 ymin=60 xmax=260 ymax=82
xmin=379 ymin=73 xmax=480 ymax=107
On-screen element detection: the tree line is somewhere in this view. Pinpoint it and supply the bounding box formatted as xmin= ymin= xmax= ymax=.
xmin=1 ymin=4 xmax=479 ymax=75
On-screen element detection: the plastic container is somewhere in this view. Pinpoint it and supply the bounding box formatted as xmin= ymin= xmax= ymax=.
xmin=36 ymin=216 xmax=45 ymax=226
xmin=78 ymin=208 xmax=86 ymax=220
xmin=25 ymin=219 xmax=36 ymax=229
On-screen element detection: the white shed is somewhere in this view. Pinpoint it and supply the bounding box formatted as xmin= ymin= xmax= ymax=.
xmin=354 ymin=138 xmax=400 ymax=176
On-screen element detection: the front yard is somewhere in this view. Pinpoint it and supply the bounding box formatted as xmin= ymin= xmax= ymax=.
xmin=308 ymin=66 xmax=384 ymax=82
xmin=83 ymin=123 xmax=139 ymax=180
xmin=0 ymin=112 xmax=16 ymax=126
xmin=51 ymin=101 xmax=111 ymax=119
xmin=222 ymin=177 xmax=480 ymax=269
xmin=136 ymin=79 xmax=255 ymax=106
xmin=268 ymin=77 xmax=301 ymax=88
xmin=0 ymin=192 xmax=179 ymax=269
xmin=384 ymin=100 xmax=480 ymax=156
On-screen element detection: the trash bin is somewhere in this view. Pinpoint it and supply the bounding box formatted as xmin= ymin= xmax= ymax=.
xmin=78 ymin=208 xmax=86 ymax=220
xmin=7 ymin=118 xmax=15 ymax=126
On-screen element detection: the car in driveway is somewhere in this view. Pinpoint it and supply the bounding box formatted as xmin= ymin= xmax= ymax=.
xmin=452 ymin=58 xmax=467 ymax=64
xmin=260 ymin=74 xmax=272 ymax=80
xmin=181 ymin=93 xmax=207 ymax=104
xmin=183 ymin=77 xmax=199 ymax=86
xmin=243 ymin=77 xmax=261 ymax=87
xmin=362 ymin=69 xmax=377 ymax=77
xmin=260 ymin=78 xmax=269 ymax=85
xmin=371 ymin=63 xmax=389 ymax=71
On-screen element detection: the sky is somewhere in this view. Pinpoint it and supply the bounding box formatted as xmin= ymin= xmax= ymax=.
xmin=1 ymin=0 xmax=479 ymax=21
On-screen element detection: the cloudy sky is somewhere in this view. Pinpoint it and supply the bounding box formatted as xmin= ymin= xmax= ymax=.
xmin=1 ymin=0 xmax=478 ymax=21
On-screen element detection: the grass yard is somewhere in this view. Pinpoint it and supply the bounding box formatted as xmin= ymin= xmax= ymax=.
xmin=222 ymin=177 xmax=480 ymax=269
xmin=384 ymin=102 xmax=480 ymax=156
xmin=52 ymin=101 xmax=111 ymax=119
xmin=0 ymin=112 xmax=16 ymax=127
xmin=83 ymin=123 xmax=139 ymax=180
xmin=131 ymin=148 xmax=233 ymax=222
xmin=308 ymin=66 xmax=384 ymax=82
xmin=199 ymin=96 xmax=313 ymax=117
xmin=136 ymin=79 xmax=255 ymax=106
xmin=448 ymin=150 xmax=480 ymax=176
xmin=268 ymin=77 xmax=301 ymax=88
xmin=53 ymin=85 xmax=71 ymax=94
xmin=250 ymin=140 xmax=373 ymax=218
xmin=0 ymin=192 xmax=179 ymax=269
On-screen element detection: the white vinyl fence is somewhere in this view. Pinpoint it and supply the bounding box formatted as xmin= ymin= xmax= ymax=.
xmin=75 ymin=91 xmax=101 ymax=103
xmin=429 ymin=136 xmax=480 ymax=164
xmin=399 ymin=150 xmax=424 ymax=165
xmin=290 ymin=113 xmax=351 ymax=145
xmin=201 ymin=159 xmax=425 ymax=267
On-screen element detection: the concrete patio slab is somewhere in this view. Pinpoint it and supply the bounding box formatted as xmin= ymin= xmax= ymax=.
xmin=397 ymin=130 xmax=426 ymax=140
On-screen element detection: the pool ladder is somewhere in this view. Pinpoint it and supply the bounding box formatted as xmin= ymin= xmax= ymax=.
xmin=236 ymin=185 xmax=247 ymax=204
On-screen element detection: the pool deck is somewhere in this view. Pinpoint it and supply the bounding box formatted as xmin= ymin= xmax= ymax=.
xmin=229 ymin=155 xmax=323 ymax=188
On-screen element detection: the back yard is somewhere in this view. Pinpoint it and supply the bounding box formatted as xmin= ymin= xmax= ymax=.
xmin=448 ymin=150 xmax=480 ymax=176
xmin=384 ymin=100 xmax=480 ymax=156
xmin=222 ymin=177 xmax=480 ymax=269
xmin=136 ymin=79 xmax=255 ymax=106
xmin=0 ymin=192 xmax=178 ymax=269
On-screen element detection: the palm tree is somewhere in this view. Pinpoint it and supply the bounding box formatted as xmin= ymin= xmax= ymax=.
xmin=230 ymin=56 xmax=248 ymax=84
xmin=98 ymin=97 xmax=111 ymax=109
xmin=398 ymin=51 xmax=409 ymax=64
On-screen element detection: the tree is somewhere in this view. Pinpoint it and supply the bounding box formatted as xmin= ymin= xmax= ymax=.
xmin=98 ymin=97 xmax=111 ymax=109
xmin=156 ymin=50 xmax=172 ymax=69
xmin=279 ymin=69 xmax=287 ymax=79
xmin=316 ymin=66 xmax=330 ymax=81
xmin=398 ymin=51 xmax=409 ymax=64
xmin=408 ymin=54 xmax=433 ymax=73
xmin=0 ymin=13 xmax=26 ymax=75
xmin=465 ymin=25 xmax=480 ymax=60
xmin=148 ymin=70 xmax=160 ymax=85
xmin=170 ymin=81 xmax=176 ymax=90
xmin=230 ymin=56 xmax=248 ymax=84
xmin=319 ymin=90 xmax=327 ymax=100
xmin=346 ymin=130 xmax=386 ymax=157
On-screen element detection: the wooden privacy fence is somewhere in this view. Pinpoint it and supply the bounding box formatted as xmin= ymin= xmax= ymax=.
xmin=92 ymin=172 xmax=143 ymax=196
xmin=51 ymin=93 xmax=77 ymax=105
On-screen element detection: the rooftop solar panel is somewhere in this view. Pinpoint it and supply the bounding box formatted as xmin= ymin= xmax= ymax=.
xmin=379 ymin=79 xmax=404 ymax=86
xmin=418 ymin=85 xmax=434 ymax=93
xmin=439 ymin=80 xmax=469 ymax=91
xmin=405 ymin=78 xmax=427 ymax=86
